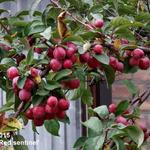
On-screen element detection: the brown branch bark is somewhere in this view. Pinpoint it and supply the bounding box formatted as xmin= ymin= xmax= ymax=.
xmin=131 ymin=86 xmax=150 ymax=107
xmin=13 ymin=101 xmax=26 ymax=118
xmin=0 ymin=21 xmax=11 ymax=34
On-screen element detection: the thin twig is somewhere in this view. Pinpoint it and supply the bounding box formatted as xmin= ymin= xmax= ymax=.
xmin=145 ymin=0 xmax=150 ymax=13
xmin=13 ymin=101 xmax=26 ymax=118
xmin=0 ymin=21 xmax=11 ymax=34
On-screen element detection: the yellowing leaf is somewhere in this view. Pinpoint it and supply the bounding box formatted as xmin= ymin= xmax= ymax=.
xmin=11 ymin=32 xmax=17 ymax=38
xmin=6 ymin=118 xmax=23 ymax=130
xmin=57 ymin=11 xmax=70 ymax=38
xmin=114 ymin=39 xmax=121 ymax=49
xmin=34 ymin=75 xmax=42 ymax=84
xmin=0 ymin=125 xmax=17 ymax=133
xmin=104 ymin=145 xmax=110 ymax=150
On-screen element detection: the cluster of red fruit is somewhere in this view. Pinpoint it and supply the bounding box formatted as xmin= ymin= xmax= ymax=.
xmin=7 ymin=66 xmax=41 ymax=102
xmin=25 ymin=96 xmax=70 ymax=126
xmin=109 ymin=56 xmax=124 ymax=72
xmin=128 ymin=48 xmax=150 ymax=70
xmin=109 ymin=103 xmax=150 ymax=141
xmin=80 ymin=44 xmax=106 ymax=69
xmin=38 ymin=42 xmax=78 ymax=72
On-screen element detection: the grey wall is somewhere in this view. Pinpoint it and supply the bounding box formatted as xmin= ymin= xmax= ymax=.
xmin=0 ymin=0 xmax=82 ymax=150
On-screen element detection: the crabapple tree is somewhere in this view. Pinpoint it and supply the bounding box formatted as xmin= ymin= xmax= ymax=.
xmin=0 ymin=0 xmax=150 ymax=150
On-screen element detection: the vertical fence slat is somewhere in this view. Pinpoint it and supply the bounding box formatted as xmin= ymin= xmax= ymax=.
xmin=36 ymin=127 xmax=52 ymax=150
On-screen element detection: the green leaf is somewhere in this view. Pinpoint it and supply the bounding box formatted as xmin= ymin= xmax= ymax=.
xmin=0 ymin=101 xmax=14 ymax=112
xmin=83 ymin=135 xmax=105 ymax=150
xmin=115 ymin=100 xmax=129 ymax=116
xmin=80 ymin=31 xmax=97 ymax=40
xmin=16 ymin=10 xmax=29 ymax=17
xmin=123 ymin=80 xmax=137 ymax=95
xmin=73 ymin=137 xmax=87 ymax=148
xmin=6 ymin=89 xmax=15 ymax=102
xmin=94 ymin=105 xmax=109 ymax=119
xmin=30 ymin=0 xmax=42 ymax=17
xmin=122 ymin=125 xmax=144 ymax=147
xmin=40 ymin=26 xmax=52 ymax=40
xmin=32 ymin=95 xmax=44 ymax=106
xmin=81 ymin=88 xmax=93 ymax=106
xmin=44 ymin=81 xmax=61 ymax=91
xmin=1 ymin=58 xmax=15 ymax=66
xmin=103 ymin=65 xmax=115 ymax=85
xmin=93 ymin=54 xmax=109 ymax=65
xmin=63 ymin=36 xmax=84 ymax=42
xmin=0 ymin=9 xmax=8 ymax=15
xmin=54 ymin=69 xmax=72 ymax=81
xmin=13 ymin=135 xmax=29 ymax=150
xmin=26 ymin=49 xmax=34 ymax=65
xmin=36 ymin=89 xmax=49 ymax=96
xmin=0 ymin=0 xmax=15 ymax=3
xmin=44 ymin=119 xmax=60 ymax=136
xmin=82 ymin=117 xmax=103 ymax=133
xmin=111 ymin=17 xmax=130 ymax=28
xmin=67 ymin=82 xmax=84 ymax=100
xmin=17 ymin=76 xmax=27 ymax=89
xmin=28 ymin=25 xmax=45 ymax=35
xmin=113 ymin=137 xmax=125 ymax=150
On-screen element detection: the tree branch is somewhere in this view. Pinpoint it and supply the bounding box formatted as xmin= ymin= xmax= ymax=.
xmin=131 ymin=86 xmax=150 ymax=107
xmin=0 ymin=21 xmax=11 ymax=34
xmin=13 ymin=101 xmax=26 ymax=118
xmin=145 ymin=0 xmax=150 ymax=13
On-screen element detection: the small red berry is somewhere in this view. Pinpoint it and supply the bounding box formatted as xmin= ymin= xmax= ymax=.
xmin=116 ymin=116 xmax=128 ymax=125
xmin=108 ymin=104 xmax=117 ymax=113
xmin=7 ymin=66 xmax=19 ymax=80
xmin=80 ymin=52 xmax=91 ymax=63
xmin=49 ymin=59 xmax=62 ymax=71
xmin=67 ymin=79 xmax=80 ymax=89
xmin=129 ymin=57 xmax=139 ymax=66
xmin=47 ymin=96 xmax=58 ymax=108
xmin=93 ymin=44 xmax=103 ymax=54
xmin=53 ymin=47 xmax=66 ymax=60
xmin=88 ymin=57 xmax=100 ymax=68
xmin=30 ymin=68 xmax=40 ymax=77
xmin=139 ymin=57 xmax=150 ymax=70
xmin=12 ymin=76 xmax=19 ymax=89
xmin=47 ymin=47 xmax=54 ymax=58
xmin=121 ymin=39 xmax=129 ymax=44
xmin=144 ymin=132 xmax=149 ymax=141
xmin=24 ymin=78 xmax=35 ymax=91
xmin=70 ymin=55 xmax=77 ymax=63
xmin=25 ymin=108 xmax=33 ymax=120
xmin=19 ymin=89 xmax=31 ymax=102
xmin=33 ymin=106 xmax=45 ymax=119
xmin=45 ymin=105 xmax=53 ymax=114
xmin=34 ymin=47 xmax=43 ymax=54
xmin=33 ymin=118 xmax=44 ymax=126
xmin=109 ymin=57 xmax=118 ymax=70
xmin=139 ymin=123 xmax=147 ymax=133
xmin=56 ymin=111 xmax=66 ymax=119
xmin=132 ymin=48 xmax=144 ymax=59
xmin=94 ymin=19 xmax=104 ymax=28
xmin=63 ymin=59 xmax=73 ymax=69
xmin=58 ymin=99 xmax=70 ymax=110
xmin=116 ymin=62 xmax=124 ymax=72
